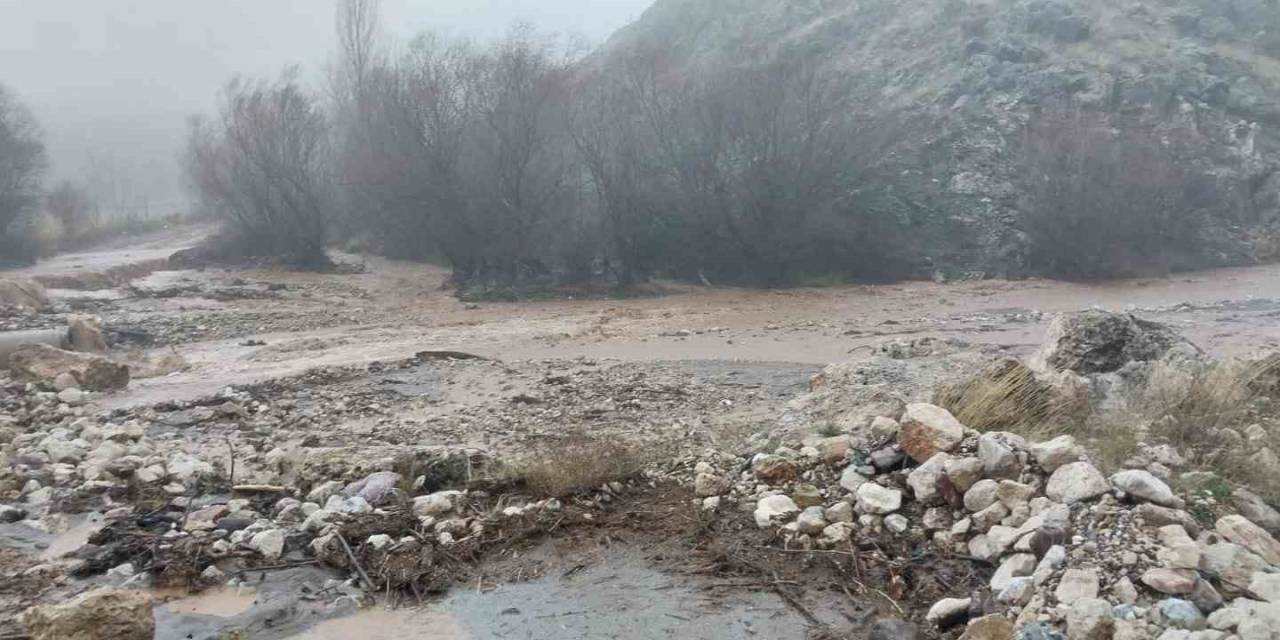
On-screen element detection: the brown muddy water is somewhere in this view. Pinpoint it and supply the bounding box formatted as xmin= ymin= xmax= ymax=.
xmin=155 ymin=558 xmax=836 ymax=640
xmin=8 ymin=228 xmax=1280 ymax=638
xmin=8 ymin=227 xmax=1280 ymax=411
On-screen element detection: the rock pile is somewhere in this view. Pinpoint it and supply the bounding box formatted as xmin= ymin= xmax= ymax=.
xmin=687 ymin=400 xmax=1280 ymax=640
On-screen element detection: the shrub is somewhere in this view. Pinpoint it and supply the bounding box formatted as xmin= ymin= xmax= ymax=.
xmin=502 ymin=434 xmax=647 ymax=498
xmin=933 ymin=358 xmax=1085 ymax=435
xmin=0 ymin=85 xmax=46 ymax=265
xmin=45 ymin=181 xmax=97 ymax=242
xmin=1020 ymin=108 xmax=1213 ymax=280
xmin=184 ymin=72 xmax=333 ymax=269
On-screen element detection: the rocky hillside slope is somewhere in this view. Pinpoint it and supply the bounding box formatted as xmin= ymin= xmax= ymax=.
xmin=600 ymin=0 xmax=1280 ymax=278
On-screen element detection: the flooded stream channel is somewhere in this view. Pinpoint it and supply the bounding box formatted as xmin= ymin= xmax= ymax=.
xmin=155 ymin=557 xmax=834 ymax=640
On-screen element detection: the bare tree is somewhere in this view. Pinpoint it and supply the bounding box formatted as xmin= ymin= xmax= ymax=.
xmin=0 ymin=85 xmax=46 ymax=264
xmin=185 ymin=71 xmax=332 ymax=268
xmin=637 ymin=58 xmax=859 ymax=285
xmin=319 ymin=22 xmax=894 ymax=289
xmin=467 ymin=26 xmax=576 ymax=287
xmin=46 ymin=180 xmax=97 ymax=240
xmin=335 ymin=0 xmax=381 ymax=101
xmin=349 ymin=34 xmax=486 ymax=265
xmin=1021 ymin=107 xmax=1212 ymax=279
xmin=329 ymin=0 xmax=383 ymax=237
xmin=569 ymin=69 xmax=661 ymax=286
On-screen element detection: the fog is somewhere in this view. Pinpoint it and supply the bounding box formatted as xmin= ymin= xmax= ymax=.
xmin=0 ymin=0 xmax=652 ymax=216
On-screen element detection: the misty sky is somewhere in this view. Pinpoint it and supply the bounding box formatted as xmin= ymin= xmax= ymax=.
xmin=0 ymin=0 xmax=653 ymax=213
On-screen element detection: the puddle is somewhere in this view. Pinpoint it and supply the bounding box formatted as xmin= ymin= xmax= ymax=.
xmin=152 ymin=557 xmax=841 ymax=640
xmin=0 ymin=521 xmax=51 ymax=553
xmin=290 ymin=608 xmax=465 ymax=640
xmin=0 ymin=512 xmax=103 ymax=560
xmin=160 ymin=586 xmax=258 ymax=618
xmin=283 ymin=559 xmax=830 ymax=640
xmin=40 ymin=513 xmax=104 ymax=561
xmin=154 ymin=566 xmax=344 ymax=640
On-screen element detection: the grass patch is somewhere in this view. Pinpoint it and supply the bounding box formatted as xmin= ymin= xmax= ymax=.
xmin=1074 ymin=410 xmax=1141 ymax=474
xmin=501 ymin=434 xmax=648 ymax=498
xmin=815 ymin=422 xmax=842 ymax=438
xmin=1131 ymin=358 xmax=1267 ymax=444
xmin=935 ymin=353 xmax=1280 ymax=498
xmin=933 ymin=358 xmax=1085 ymax=436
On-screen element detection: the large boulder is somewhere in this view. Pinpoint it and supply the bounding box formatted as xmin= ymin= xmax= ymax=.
xmin=898 ymin=403 xmax=966 ymax=463
xmin=1030 ymin=311 xmax=1200 ymax=375
xmin=1201 ymin=542 xmax=1270 ymax=595
xmin=754 ymin=495 xmax=800 ymax=528
xmin=959 ymin=614 xmax=1014 ymax=640
xmin=343 ymin=471 xmax=402 ymax=506
xmin=0 ymin=278 xmax=48 ymax=311
xmin=9 ymin=343 xmax=130 ymax=391
xmin=1046 ymin=462 xmax=1109 ymax=505
xmin=1110 ymin=470 xmax=1180 ymax=508
xmin=66 ymin=317 xmax=109 ymax=354
xmin=1216 ymin=515 xmax=1280 ymax=566
xmin=21 ymin=587 xmax=154 ymax=640
xmin=1233 ymin=489 xmax=1280 ymax=536
xmin=1030 ymin=435 xmax=1084 ymax=472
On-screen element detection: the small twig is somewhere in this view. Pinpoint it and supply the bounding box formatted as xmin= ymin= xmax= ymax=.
xmin=875 ymin=588 xmax=905 ymax=615
xmin=772 ymin=582 xmax=820 ymax=626
xmin=239 ymin=559 xmax=318 ymax=573
xmin=225 ymin=435 xmax=236 ymax=487
xmin=179 ymin=497 xmax=194 ymax=535
xmin=232 ymin=484 xmax=288 ymax=495
xmin=536 ymin=610 xmax=587 ymax=619
xmin=952 ymin=554 xmax=995 ymax=566
xmin=337 ymin=534 xmax=374 ymax=590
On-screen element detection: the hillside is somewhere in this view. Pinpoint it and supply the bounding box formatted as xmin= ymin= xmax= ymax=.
xmin=599 ymin=0 xmax=1280 ymax=279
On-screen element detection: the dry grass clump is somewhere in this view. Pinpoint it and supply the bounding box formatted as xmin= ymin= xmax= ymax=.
xmin=1067 ymin=355 xmax=1279 ymax=494
xmin=503 ymin=434 xmax=649 ymax=498
xmin=1132 ymin=358 xmax=1267 ymax=445
xmin=1129 ymin=356 xmax=1280 ymax=498
xmin=936 ymin=353 xmax=1280 ymax=498
xmin=1073 ymin=410 xmax=1142 ymax=474
xmin=933 ymin=358 xmax=1084 ymax=436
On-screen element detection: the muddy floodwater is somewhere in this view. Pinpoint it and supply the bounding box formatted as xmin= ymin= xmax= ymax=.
xmin=152 ymin=558 xmax=831 ymax=640
xmin=7 ymin=228 xmax=1280 ymax=412
xmin=294 ymin=561 xmax=815 ymax=640
xmin=6 ymin=227 xmax=1280 ymax=638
